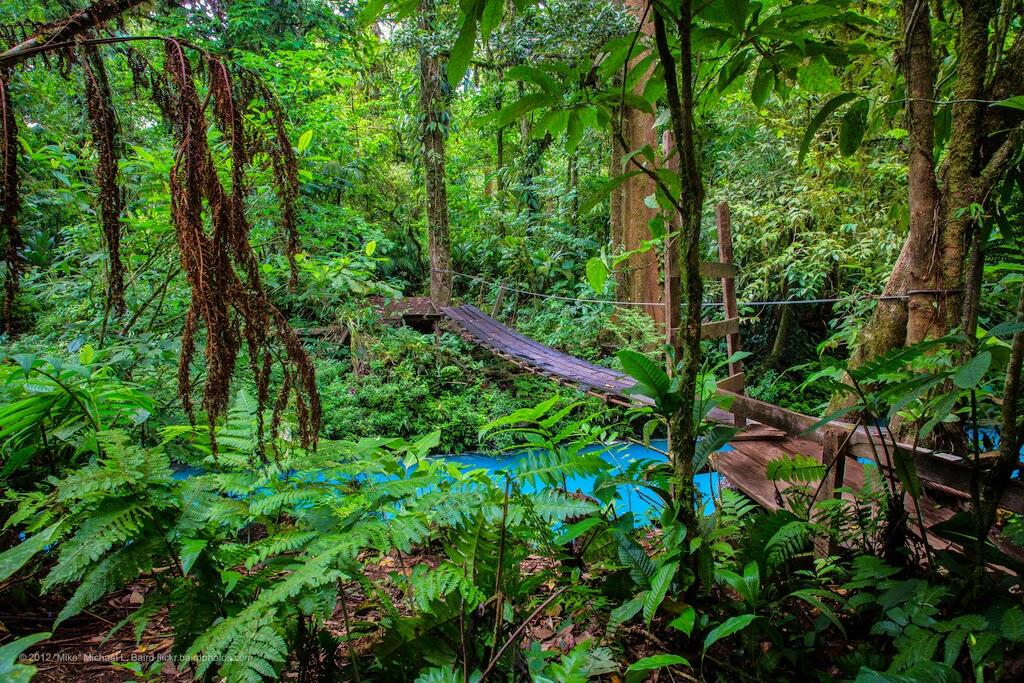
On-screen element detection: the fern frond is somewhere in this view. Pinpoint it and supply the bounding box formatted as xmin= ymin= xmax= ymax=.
xmin=43 ymin=498 xmax=153 ymax=588
xmin=766 ymin=454 xmax=825 ymax=484
xmin=243 ymin=530 xmax=319 ymax=569
xmin=409 ymin=562 xmax=486 ymax=611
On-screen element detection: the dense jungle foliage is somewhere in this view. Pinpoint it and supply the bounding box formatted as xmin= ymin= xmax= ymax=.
xmin=1 ymin=0 xmax=1024 ymax=681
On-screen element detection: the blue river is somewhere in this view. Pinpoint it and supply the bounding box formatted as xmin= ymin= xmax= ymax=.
xmin=436 ymin=438 xmax=725 ymax=521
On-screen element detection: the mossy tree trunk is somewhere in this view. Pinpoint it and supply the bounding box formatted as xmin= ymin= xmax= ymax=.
xmin=419 ymin=0 xmax=452 ymax=308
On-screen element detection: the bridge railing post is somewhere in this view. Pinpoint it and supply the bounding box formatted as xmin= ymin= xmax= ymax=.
xmin=815 ymin=428 xmax=848 ymax=557
xmin=716 ymin=201 xmax=745 ymax=428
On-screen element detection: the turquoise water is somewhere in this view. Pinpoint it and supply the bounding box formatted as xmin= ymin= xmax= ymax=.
xmin=172 ymin=439 xmax=727 ymax=524
xmin=437 ymin=439 xmax=725 ymax=523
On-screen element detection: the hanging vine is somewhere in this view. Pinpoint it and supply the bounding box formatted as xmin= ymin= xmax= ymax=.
xmin=163 ymin=40 xmax=320 ymax=454
xmin=0 ymin=66 xmax=20 ymax=335
xmin=0 ymin=0 xmax=321 ymax=453
xmin=82 ymin=43 xmax=127 ymax=318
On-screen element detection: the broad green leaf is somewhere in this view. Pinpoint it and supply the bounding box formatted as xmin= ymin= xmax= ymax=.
xmin=625 ymin=654 xmax=690 ymax=680
xmin=797 ymin=56 xmax=840 ymax=94
xmin=798 ymin=93 xmax=858 ymax=165
xmin=479 ymin=0 xmax=503 ymax=41
xmin=839 ymin=99 xmax=869 ymax=156
xmin=617 ymin=350 xmax=671 ymax=406
xmin=12 ymin=354 xmax=37 ymax=378
xmin=669 ymin=606 xmax=696 ymax=635
xmin=296 ymin=130 xmax=313 ymax=153
xmin=1002 ymin=606 xmax=1024 ymax=642
xmin=610 ymin=596 xmax=644 ymax=625
xmin=703 ymin=613 xmax=756 ymax=653
xmin=919 ymin=390 xmax=958 ymax=439
xmin=180 ymin=539 xmax=208 ymax=575
xmin=365 ymin=240 xmax=377 ymax=256
xmin=565 ymin=112 xmax=583 ymax=153
xmin=0 ymin=631 xmax=50 ymax=680
xmin=993 ymin=96 xmax=1024 ymax=111
xmin=788 ymin=588 xmax=846 ymax=634
xmin=751 ymin=66 xmax=774 ymax=107
xmin=505 ymin=65 xmax=559 ymax=94
xmin=493 ymin=93 xmax=555 ymax=128
xmin=643 ymin=561 xmax=677 ymax=626
xmin=585 ymin=257 xmax=608 ymax=293
xmin=0 ymin=521 xmax=62 ymax=583
xmin=553 ymin=517 xmax=603 ymax=545
xmin=892 ymin=444 xmax=922 ymax=499
xmin=952 ymin=351 xmax=991 ymax=389
xmin=447 ymin=15 xmax=478 ymax=86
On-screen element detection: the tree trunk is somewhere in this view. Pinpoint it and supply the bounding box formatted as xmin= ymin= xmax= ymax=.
xmin=418 ymin=0 xmax=452 ymax=308
xmin=613 ymin=0 xmax=664 ymax=329
xmin=654 ymin=0 xmax=704 ymax=558
xmin=902 ymin=0 xmax=943 ymax=346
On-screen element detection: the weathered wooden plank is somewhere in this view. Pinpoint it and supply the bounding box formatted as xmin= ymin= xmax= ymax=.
xmin=701 ymin=317 xmax=740 ymax=340
xmin=699 ymin=261 xmax=738 ymax=279
xmin=730 ymin=425 xmax=786 ymax=441
xmin=718 ymin=388 xmax=1024 ymax=515
xmin=717 ymin=371 xmax=745 ymax=394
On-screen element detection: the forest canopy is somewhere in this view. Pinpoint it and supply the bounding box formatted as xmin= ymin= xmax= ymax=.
xmin=0 ymin=0 xmax=1023 ymax=681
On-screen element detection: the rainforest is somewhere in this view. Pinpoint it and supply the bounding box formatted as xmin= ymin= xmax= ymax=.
xmin=1 ymin=0 xmax=1024 ymax=681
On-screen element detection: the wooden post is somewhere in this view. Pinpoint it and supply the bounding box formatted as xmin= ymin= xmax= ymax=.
xmin=716 ymin=201 xmax=745 ymax=428
xmin=491 ymin=284 xmax=506 ymax=318
xmin=815 ymin=428 xmax=847 ymax=557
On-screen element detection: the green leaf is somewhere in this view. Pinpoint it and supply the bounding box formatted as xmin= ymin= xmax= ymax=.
xmin=751 ymin=66 xmax=774 ymax=107
xmin=993 ymin=96 xmax=1024 ymax=111
xmin=839 ymin=99 xmax=869 ymax=156
xmin=585 ymin=257 xmax=608 ymax=293
xmin=797 ymin=56 xmax=840 ymax=94
xmin=643 ymin=562 xmax=677 ymax=626
xmin=703 ymin=613 xmax=756 ymax=653
xmin=553 ymin=517 xmax=603 ymax=545
xmin=504 ymin=65 xmax=559 ymax=94
xmin=610 ymin=596 xmax=644 ymax=625
xmin=579 ymin=171 xmax=640 ymax=214
xmin=953 ymin=351 xmax=991 ymax=389
xmin=798 ymin=93 xmax=858 ymax=165
xmin=493 ymin=92 xmax=556 ymax=128
xmin=892 ymin=444 xmax=922 ymax=500
xmin=919 ymin=390 xmax=958 ymax=440
xmin=365 ymin=240 xmax=377 ymax=257
xmin=296 ymin=130 xmax=313 ymax=153
xmin=0 ymin=521 xmax=62 ymax=583
xmin=1002 ymin=606 xmax=1024 ymax=642
xmin=12 ymin=354 xmax=37 ymax=378
xmin=447 ymin=15 xmax=478 ymax=86
xmin=565 ymin=112 xmax=583 ymax=154
xmin=617 ymin=350 xmax=671 ymax=407
xmin=669 ymin=606 xmax=696 ymax=636
xmin=479 ymin=0 xmax=503 ymax=41
xmin=180 ymin=539 xmax=207 ymax=575
xmin=625 ymin=654 xmax=690 ymax=679
xmin=788 ymin=589 xmax=846 ymax=635
xmin=0 ymin=631 xmax=50 ymax=678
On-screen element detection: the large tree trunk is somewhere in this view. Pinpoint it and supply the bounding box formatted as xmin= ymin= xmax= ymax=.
xmin=613 ymin=0 xmax=664 ymax=328
xmin=902 ymin=0 xmax=943 ymax=346
xmin=418 ymin=0 xmax=452 ymax=308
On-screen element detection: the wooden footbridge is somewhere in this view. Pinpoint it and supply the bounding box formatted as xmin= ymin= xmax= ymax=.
xmin=430 ymin=300 xmax=1024 ymax=563
xmin=389 ymin=204 xmax=1024 ymax=562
